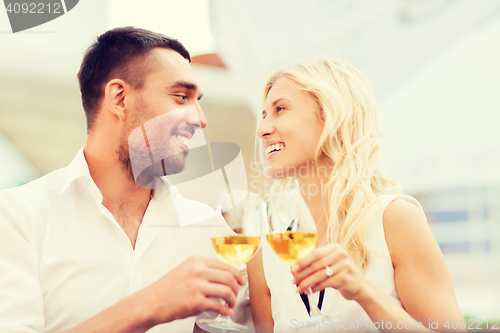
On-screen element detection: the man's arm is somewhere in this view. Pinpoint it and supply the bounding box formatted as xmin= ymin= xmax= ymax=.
xmin=0 ymin=217 xmax=242 ymax=333
xmin=61 ymin=256 xmax=244 ymax=333
xmin=0 ymin=202 xmax=45 ymax=333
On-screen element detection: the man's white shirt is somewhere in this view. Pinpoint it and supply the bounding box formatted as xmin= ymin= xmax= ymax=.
xmin=0 ymin=147 xmax=228 ymax=333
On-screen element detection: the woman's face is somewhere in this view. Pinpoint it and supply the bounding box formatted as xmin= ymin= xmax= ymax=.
xmin=257 ymin=77 xmax=324 ymax=179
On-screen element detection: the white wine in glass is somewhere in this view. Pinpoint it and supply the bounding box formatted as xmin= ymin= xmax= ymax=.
xmin=197 ymin=190 xmax=264 ymax=331
xmin=265 ymin=188 xmax=330 ymax=324
xmin=266 ymin=231 xmax=318 ymax=266
xmin=212 ymin=235 xmax=262 ymax=266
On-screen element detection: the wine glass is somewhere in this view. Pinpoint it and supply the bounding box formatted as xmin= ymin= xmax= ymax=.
xmin=197 ymin=190 xmax=264 ymax=331
xmin=265 ymin=188 xmax=330 ymax=324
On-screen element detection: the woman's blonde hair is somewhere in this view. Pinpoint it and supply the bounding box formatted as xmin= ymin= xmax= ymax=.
xmin=256 ymin=59 xmax=400 ymax=271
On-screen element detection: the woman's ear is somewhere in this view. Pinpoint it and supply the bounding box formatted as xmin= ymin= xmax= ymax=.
xmin=104 ymin=79 xmax=128 ymax=122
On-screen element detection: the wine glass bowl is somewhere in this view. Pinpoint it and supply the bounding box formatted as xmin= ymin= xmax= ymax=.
xmin=265 ymin=188 xmax=330 ymax=324
xmin=266 ymin=231 xmax=318 ymax=266
xmin=211 ymin=235 xmax=261 ymax=267
xmin=197 ymin=190 xmax=264 ymax=331
xmin=265 ymin=188 xmax=318 ymax=267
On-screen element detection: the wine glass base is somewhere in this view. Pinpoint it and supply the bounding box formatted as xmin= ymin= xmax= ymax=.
xmin=308 ymin=314 xmax=331 ymax=323
xmin=198 ymin=315 xmax=246 ymax=331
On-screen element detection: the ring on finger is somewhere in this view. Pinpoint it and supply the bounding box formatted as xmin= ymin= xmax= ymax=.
xmin=325 ymin=265 xmax=333 ymax=278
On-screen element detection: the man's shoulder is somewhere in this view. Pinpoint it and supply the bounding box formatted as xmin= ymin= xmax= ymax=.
xmin=0 ymin=167 xmax=69 ymax=245
xmin=0 ymin=167 xmax=67 ymax=209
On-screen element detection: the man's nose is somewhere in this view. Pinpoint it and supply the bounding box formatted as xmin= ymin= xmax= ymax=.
xmin=186 ymin=102 xmax=207 ymax=129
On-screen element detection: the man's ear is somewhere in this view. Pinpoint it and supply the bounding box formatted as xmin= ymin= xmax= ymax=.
xmin=104 ymin=79 xmax=129 ymax=122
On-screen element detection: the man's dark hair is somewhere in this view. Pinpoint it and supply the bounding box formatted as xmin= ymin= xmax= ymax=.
xmin=77 ymin=26 xmax=191 ymax=131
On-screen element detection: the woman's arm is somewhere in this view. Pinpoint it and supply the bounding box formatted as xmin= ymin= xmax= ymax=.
xmin=247 ymin=247 xmax=274 ymax=333
xmin=292 ymin=199 xmax=465 ymax=332
xmin=380 ymin=199 xmax=464 ymax=331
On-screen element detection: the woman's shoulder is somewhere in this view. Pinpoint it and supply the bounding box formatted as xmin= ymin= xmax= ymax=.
xmin=381 ymin=194 xmax=435 ymax=266
xmin=369 ymin=194 xmax=426 ymax=237
xmin=382 ymin=195 xmax=426 ymax=232
xmin=382 ymin=194 xmax=424 ymax=221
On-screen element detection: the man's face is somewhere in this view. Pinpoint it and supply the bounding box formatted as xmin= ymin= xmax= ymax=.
xmin=120 ymin=48 xmax=206 ymax=187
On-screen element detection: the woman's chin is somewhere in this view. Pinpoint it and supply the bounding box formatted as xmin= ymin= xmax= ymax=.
xmin=266 ymin=166 xmax=289 ymax=179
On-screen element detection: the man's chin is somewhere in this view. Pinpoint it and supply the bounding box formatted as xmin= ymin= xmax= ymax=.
xmin=133 ymin=158 xmax=186 ymax=188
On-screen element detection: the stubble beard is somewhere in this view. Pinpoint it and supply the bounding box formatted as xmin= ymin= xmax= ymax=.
xmin=118 ymin=140 xmax=187 ymax=187
xmin=117 ymin=98 xmax=188 ymax=188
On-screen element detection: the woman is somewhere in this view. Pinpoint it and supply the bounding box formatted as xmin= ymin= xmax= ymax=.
xmin=247 ymin=59 xmax=464 ymax=332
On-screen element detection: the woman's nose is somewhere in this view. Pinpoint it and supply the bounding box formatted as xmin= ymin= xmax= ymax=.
xmin=257 ymin=118 xmax=274 ymax=139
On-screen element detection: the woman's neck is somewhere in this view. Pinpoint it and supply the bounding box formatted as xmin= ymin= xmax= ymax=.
xmin=296 ymin=160 xmax=333 ymax=245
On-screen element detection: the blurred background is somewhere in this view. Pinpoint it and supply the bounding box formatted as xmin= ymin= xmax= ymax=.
xmin=1 ymin=0 xmax=499 ymax=323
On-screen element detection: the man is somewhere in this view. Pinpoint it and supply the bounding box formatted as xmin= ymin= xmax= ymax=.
xmin=0 ymin=27 xmax=244 ymax=333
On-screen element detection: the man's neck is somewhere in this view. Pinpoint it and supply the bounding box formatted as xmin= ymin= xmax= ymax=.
xmin=84 ymin=139 xmax=152 ymax=248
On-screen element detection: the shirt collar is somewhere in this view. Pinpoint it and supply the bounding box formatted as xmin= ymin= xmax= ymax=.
xmin=59 ymin=147 xmax=99 ymax=197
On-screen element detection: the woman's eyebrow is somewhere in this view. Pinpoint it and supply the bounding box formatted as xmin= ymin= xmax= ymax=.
xmin=271 ymin=97 xmax=291 ymax=107
xmin=262 ymin=97 xmax=292 ymax=116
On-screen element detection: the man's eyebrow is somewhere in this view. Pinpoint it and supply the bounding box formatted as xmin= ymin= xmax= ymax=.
xmin=170 ymin=80 xmax=203 ymax=99
xmin=170 ymin=80 xmax=197 ymax=90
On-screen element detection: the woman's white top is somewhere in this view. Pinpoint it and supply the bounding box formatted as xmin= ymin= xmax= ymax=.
xmin=262 ymin=194 xmax=423 ymax=332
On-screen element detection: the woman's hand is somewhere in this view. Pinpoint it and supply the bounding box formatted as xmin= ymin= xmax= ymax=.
xmin=291 ymin=243 xmax=370 ymax=301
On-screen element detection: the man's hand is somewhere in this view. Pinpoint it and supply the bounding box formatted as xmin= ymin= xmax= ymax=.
xmin=143 ymin=256 xmax=245 ymax=325
xmin=61 ymin=256 xmax=245 ymax=333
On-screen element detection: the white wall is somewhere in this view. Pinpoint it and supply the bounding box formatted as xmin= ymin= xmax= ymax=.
xmin=0 ymin=0 xmax=107 ymax=81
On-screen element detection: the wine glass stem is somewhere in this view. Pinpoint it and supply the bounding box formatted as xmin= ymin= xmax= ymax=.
xmin=307 ymin=287 xmax=323 ymax=318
